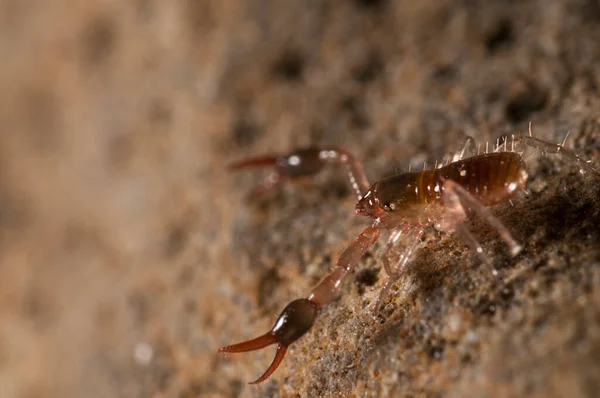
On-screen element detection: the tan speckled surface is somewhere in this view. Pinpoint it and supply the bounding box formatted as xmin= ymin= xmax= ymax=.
xmin=1 ymin=0 xmax=600 ymax=397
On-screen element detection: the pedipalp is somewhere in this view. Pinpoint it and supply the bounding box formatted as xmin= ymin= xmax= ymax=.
xmin=227 ymin=147 xmax=370 ymax=200
xmin=219 ymin=224 xmax=380 ymax=384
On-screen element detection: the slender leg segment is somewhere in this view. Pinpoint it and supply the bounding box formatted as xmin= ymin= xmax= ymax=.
xmin=511 ymin=135 xmax=599 ymax=175
xmin=453 ymin=223 xmax=491 ymax=265
xmin=453 ymin=222 xmax=502 ymax=276
xmin=219 ymin=224 xmax=380 ymax=384
xmin=442 ymin=179 xmax=522 ymax=257
xmin=309 ymin=225 xmax=380 ymax=306
xmin=228 ymin=147 xmax=371 ymax=200
xmin=376 ymin=227 xmax=423 ymax=312
xmin=380 ymin=229 xmax=405 ymax=276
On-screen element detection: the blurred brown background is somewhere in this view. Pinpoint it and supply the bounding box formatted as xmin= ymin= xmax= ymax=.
xmin=1 ymin=0 xmax=600 ymax=397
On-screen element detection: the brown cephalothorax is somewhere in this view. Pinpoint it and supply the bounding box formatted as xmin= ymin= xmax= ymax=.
xmin=219 ymin=131 xmax=598 ymax=384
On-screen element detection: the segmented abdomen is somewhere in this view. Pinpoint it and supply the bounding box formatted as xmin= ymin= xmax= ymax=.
xmin=419 ymin=152 xmax=528 ymax=206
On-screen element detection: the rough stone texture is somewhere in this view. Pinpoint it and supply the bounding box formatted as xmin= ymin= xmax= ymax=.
xmin=1 ymin=0 xmax=599 ymax=397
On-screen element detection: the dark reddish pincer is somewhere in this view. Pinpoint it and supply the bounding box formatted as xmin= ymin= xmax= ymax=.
xmin=218 ymin=298 xmax=318 ymax=384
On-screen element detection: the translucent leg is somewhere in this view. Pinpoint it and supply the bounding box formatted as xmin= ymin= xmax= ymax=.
xmin=453 ymin=222 xmax=499 ymax=276
xmin=380 ymin=228 xmax=405 ymax=277
xmin=375 ymin=227 xmax=423 ymax=312
xmin=511 ymin=135 xmax=599 ymax=175
xmin=443 ymin=179 xmax=522 ymax=256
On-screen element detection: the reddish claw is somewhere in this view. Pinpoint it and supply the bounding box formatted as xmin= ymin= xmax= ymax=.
xmin=227 ymin=155 xmax=279 ymax=171
xmin=219 ymin=298 xmax=319 ymax=384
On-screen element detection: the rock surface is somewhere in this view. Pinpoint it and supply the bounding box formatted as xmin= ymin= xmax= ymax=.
xmin=0 ymin=0 xmax=599 ymax=397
